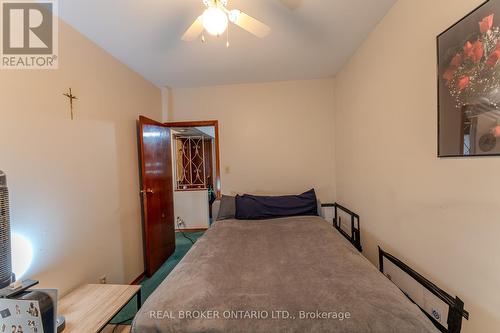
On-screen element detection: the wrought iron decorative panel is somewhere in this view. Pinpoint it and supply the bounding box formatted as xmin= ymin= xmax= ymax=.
xmin=174 ymin=136 xmax=207 ymax=190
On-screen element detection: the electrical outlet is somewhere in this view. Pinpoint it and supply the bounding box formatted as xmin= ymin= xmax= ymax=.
xmin=99 ymin=275 xmax=107 ymax=284
xmin=177 ymin=217 xmax=185 ymax=228
xmin=423 ymin=287 xmax=448 ymax=326
xmin=431 ymin=308 xmax=442 ymax=321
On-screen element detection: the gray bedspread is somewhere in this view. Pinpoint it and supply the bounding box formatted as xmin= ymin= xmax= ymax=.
xmin=132 ymin=216 xmax=439 ymax=333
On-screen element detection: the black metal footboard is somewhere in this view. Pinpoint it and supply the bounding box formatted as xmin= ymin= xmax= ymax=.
xmin=378 ymin=247 xmax=469 ymax=333
xmin=323 ymin=203 xmax=362 ymax=252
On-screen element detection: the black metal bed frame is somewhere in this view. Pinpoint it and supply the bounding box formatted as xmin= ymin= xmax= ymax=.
xmin=378 ymin=247 xmax=469 ymax=333
xmin=322 ymin=203 xmax=468 ymax=333
xmin=324 ymin=203 xmax=362 ymax=252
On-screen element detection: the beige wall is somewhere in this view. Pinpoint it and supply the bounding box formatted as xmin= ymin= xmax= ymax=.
xmin=334 ymin=0 xmax=500 ymax=332
xmin=174 ymin=191 xmax=210 ymax=229
xmin=0 ymin=20 xmax=161 ymax=295
xmin=170 ymin=79 xmax=336 ymax=202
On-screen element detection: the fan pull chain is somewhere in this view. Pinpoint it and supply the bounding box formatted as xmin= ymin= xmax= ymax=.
xmin=226 ymin=24 xmax=230 ymax=48
xmin=201 ymin=33 xmax=206 ymax=43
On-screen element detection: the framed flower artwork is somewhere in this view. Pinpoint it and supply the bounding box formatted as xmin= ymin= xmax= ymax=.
xmin=438 ymin=0 xmax=500 ymax=157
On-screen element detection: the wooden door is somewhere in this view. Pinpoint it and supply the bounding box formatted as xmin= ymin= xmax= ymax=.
xmin=138 ymin=116 xmax=175 ymax=277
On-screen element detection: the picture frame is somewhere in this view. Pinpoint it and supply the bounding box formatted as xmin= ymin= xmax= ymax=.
xmin=438 ymin=0 xmax=500 ymax=157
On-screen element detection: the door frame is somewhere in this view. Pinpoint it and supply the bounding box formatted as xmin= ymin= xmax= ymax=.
xmin=164 ymin=120 xmax=221 ymax=197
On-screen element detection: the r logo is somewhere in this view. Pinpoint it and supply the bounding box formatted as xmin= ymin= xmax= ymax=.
xmin=2 ymin=1 xmax=53 ymax=54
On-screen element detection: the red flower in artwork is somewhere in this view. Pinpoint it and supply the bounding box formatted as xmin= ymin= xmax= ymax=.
xmin=479 ymin=14 xmax=494 ymax=33
xmin=450 ymin=53 xmax=463 ymax=67
xmin=443 ymin=11 xmax=500 ymax=107
xmin=471 ymin=40 xmax=484 ymax=63
xmin=486 ymin=50 xmax=500 ymax=67
xmin=457 ymin=76 xmax=470 ymax=90
xmin=463 ymin=41 xmax=474 ymax=59
xmin=443 ymin=68 xmax=456 ymax=81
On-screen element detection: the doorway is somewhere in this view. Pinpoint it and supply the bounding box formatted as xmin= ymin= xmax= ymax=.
xmin=165 ymin=121 xmax=221 ymax=231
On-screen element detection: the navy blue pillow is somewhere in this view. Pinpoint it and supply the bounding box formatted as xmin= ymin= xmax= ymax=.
xmin=235 ymin=189 xmax=318 ymax=220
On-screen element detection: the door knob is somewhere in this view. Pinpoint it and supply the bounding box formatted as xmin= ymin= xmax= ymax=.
xmin=140 ymin=189 xmax=155 ymax=195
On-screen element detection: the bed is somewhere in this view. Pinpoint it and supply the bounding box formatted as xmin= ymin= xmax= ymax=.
xmin=131 ymin=207 xmax=441 ymax=332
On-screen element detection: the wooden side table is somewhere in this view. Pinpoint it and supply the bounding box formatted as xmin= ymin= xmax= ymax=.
xmin=58 ymin=284 xmax=141 ymax=333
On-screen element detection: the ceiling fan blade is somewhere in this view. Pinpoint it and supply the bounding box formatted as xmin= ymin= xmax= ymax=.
xmin=230 ymin=10 xmax=270 ymax=38
xmin=181 ymin=17 xmax=203 ymax=41
xmin=279 ymin=0 xmax=303 ymax=10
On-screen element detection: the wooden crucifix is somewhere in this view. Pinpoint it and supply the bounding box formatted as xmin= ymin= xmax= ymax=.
xmin=63 ymin=88 xmax=78 ymax=120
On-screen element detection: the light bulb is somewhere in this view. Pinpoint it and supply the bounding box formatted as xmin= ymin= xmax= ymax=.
xmin=202 ymin=7 xmax=228 ymax=36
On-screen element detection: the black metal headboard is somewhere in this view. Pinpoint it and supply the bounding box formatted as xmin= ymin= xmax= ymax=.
xmin=379 ymin=247 xmax=469 ymax=333
xmin=323 ymin=203 xmax=362 ymax=252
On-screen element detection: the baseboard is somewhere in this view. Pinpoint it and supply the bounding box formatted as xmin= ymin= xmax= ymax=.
xmin=130 ymin=272 xmax=145 ymax=285
xmin=176 ymin=228 xmax=208 ymax=232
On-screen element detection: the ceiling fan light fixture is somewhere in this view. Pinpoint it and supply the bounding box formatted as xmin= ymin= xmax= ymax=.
xmin=202 ymin=7 xmax=228 ymax=36
xmin=181 ymin=0 xmax=270 ymax=43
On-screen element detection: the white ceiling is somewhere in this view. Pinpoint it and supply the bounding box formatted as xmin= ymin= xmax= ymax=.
xmin=57 ymin=0 xmax=396 ymax=88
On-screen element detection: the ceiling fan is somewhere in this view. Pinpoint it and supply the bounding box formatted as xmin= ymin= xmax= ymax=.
xmin=181 ymin=0 xmax=271 ymax=45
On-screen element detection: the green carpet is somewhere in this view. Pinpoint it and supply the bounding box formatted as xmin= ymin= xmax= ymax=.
xmin=110 ymin=231 xmax=205 ymax=325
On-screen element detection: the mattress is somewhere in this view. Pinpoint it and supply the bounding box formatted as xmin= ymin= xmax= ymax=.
xmin=131 ymin=216 xmax=439 ymax=333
